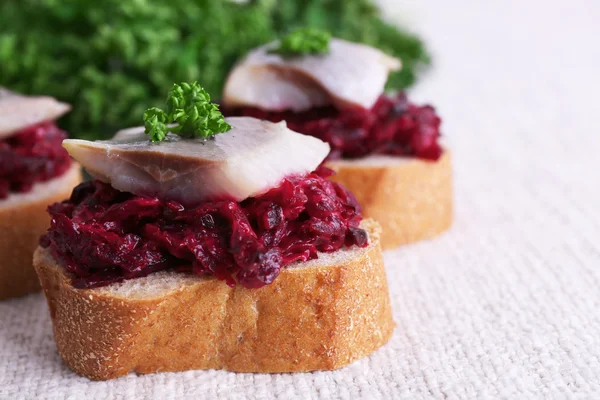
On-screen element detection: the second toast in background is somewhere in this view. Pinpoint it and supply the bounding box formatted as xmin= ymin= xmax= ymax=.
xmin=222 ymin=29 xmax=453 ymax=249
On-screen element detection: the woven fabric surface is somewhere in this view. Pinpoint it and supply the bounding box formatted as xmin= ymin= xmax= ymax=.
xmin=1 ymin=1 xmax=600 ymax=399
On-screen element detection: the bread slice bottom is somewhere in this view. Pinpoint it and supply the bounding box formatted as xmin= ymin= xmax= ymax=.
xmin=34 ymin=219 xmax=394 ymax=380
xmin=327 ymin=150 xmax=453 ymax=249
xmin=0 ymin=163 xmax=81 ymax=300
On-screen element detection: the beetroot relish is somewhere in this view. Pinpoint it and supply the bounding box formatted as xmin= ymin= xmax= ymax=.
xmin=0 ymin=122 xmax=71 ymax=199
xmin=224 ymin=93 xmax=443 ymax=161
xmin=40 ymin=167 xmax=367 ymax=289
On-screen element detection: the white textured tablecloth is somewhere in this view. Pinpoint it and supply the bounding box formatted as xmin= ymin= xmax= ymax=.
xmin=2 ymin=1 xmax=600 ymax=399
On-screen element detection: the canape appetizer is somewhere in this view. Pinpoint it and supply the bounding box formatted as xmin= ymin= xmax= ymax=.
xmin=222 ymin=29 xmax=453 ymax=248
xmin=0 ymin=89 xmax=81 ymax=300
xmin=34 ymin=83 xmax=393 ymax=380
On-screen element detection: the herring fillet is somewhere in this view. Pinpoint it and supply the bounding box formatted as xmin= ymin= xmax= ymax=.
xmin=63 ymin=117 xmax=330 ymax=204
xmin=0 ymin=88 xmax=71 ymax=139
xmin=222 ymin=38 xmax=401 ymax=112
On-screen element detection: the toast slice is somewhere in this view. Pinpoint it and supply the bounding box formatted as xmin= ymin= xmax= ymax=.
xmin=327 ymin=150 xmax=453 ymax=249
xmin=34 ymin=219 xmax=394 ymax=380
xmin=0 ymin=163 xmax=81 ymax=300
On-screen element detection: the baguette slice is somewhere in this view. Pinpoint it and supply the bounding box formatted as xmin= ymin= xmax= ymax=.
xmin=327 ymin=150 xmax=453 ymax=249
xmin=0 ymin=163 xmax=81 ymax=300
xmin=34 ymin=219 xmax=394 ymax=380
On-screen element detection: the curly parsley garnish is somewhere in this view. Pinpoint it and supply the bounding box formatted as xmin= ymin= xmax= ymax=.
xmin=143 ymin=82 xmax=231 ymax=142
xmin=270 ymin=28 xmax=331 ymax=57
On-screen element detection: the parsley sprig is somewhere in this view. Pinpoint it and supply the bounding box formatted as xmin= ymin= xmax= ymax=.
xmin=270 ymin=28 xmax=331 ymax=56
xmin=143 ymin=82 xmax=231 ymax=142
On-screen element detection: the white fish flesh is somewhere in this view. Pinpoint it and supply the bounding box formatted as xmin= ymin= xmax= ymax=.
xmin=63 ymin=117 xmax=330 ymax=204
xmin=222 ymin=38 xmax=401 ymax=112
xmin=0 ymin=88 xmax=71 ymax=139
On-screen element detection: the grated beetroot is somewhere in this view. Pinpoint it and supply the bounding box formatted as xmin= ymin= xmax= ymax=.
xmin=40 ymin=167 xmax=367 ymax=289
xmin=224 ymin=93 xmax=443 ymax=161
xmin=0 ymin=122 xmax=72 ymax=199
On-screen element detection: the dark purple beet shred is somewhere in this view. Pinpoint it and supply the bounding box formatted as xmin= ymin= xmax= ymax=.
xmin=224 ymin=93 xmax=443 ymax=161
xmin=0 ymin=122 xmax=72 ymax=199
xmin=41 ymin=167 xmax=368 ymax=289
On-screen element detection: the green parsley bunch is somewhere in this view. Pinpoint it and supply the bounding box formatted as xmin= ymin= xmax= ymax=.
xmin=271 ymin=28 xmax=331 ymax=56
xmin=144 ymin=82 xmax=231 ymax=142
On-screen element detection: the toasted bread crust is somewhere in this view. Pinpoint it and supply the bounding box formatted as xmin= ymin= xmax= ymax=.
xmin=34 ymin=219 xmax=394 ymax=380
xmin=327 ymin=151 xmax=453 ymax=249
xmin=0 ymin=164 xmax=81 ymax=300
